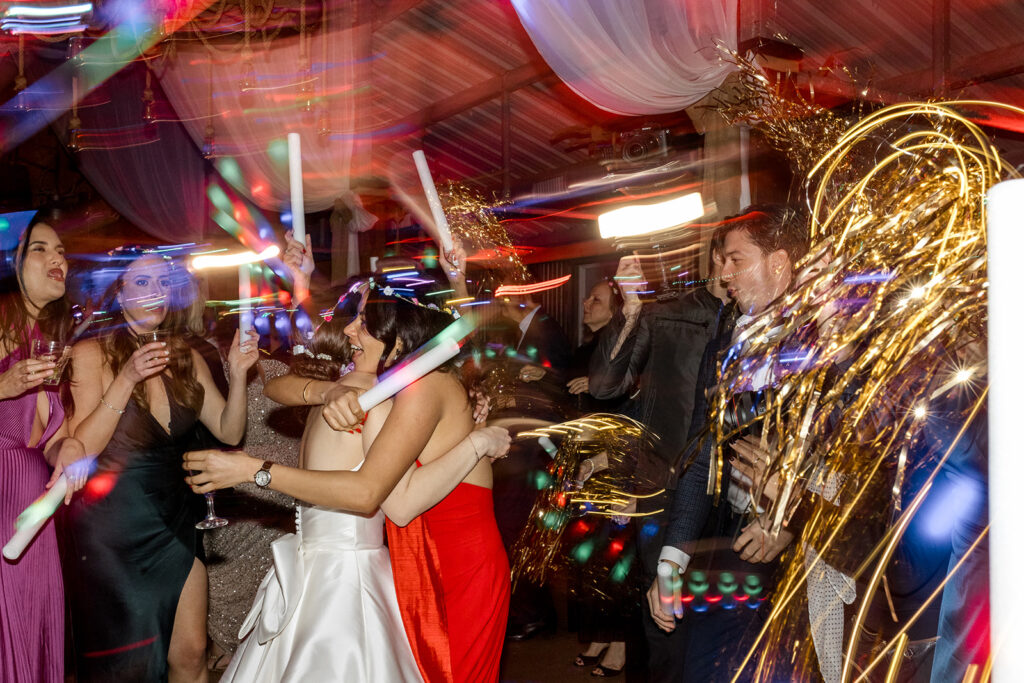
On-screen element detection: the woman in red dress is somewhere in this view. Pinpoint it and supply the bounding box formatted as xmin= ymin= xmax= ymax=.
xmin=186 ymin=278 xmax=510 ymax=682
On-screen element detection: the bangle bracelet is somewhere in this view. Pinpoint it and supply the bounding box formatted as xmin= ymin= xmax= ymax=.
xmin=99 ymin=397 xmax=125 ymax=415
xmin=301 ymin=379 xmax=314 ymax=404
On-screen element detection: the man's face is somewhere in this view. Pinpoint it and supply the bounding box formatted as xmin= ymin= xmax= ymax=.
xmin=720 ymin=229 xmax=792 ymax=316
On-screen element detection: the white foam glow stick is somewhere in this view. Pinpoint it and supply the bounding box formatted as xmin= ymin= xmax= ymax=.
xmin=357 ymin=338 xmax=461 ymax=412
xmin=657 ymin=561 xmax=682 ymax=619
xmin=4 ymin=475 xmax=68 ymax=560
xmin=355 ymin=314 xmax=474 ymax=411
xmin=239 ymin=264 xmax=253 ymax=335
xmin=287 ymin=132 xmax=306 ymax=243
xmin=986 ymin=178 xmax=1024 ymax=680
xmin=412 ymin=150 xmax=454 ymax=260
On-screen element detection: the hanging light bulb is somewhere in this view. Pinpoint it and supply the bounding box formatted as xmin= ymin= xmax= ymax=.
xmin=142 ymin=87 xmax=156 ymax=124
xmin=317 ymin=108 xmax=331 ymax=146
xmin=67 ymin=116 xmax=82 ymax=153
xmin=66 ymin=36 xmax=85 ymax=65
xmin=202 ymin=123 xmax=215 ymax=159
xmin=300 ymin=69 xmax=316 ymax=125
xmin=12 ymin=75 xmax=28 ymax=111
xmin=238 ymin=49 xmax=257 ymax=111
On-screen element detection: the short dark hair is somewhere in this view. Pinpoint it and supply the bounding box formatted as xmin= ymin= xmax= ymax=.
xmin=722 ymin=204 xmax=809 ymax=263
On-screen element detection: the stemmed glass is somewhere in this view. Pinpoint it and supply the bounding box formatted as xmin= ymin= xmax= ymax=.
xmin=195 ymin=491 xmax=228 ymax=530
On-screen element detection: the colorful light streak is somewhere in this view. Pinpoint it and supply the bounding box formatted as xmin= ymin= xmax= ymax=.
xmin=495 ymin=274 xmax=572 ymax=297
xmin=190 ymin=245 xmax=280 ymax=270
xmin=0 ymin=1 xmax=216 ymax=153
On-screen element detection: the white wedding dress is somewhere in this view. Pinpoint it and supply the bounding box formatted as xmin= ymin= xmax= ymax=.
xmin=221 ymin=499 xmax=422 ymax=682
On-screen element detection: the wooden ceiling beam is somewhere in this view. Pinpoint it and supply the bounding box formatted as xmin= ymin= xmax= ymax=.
xmin=371 ymin=0 xmax=429 ymax=28
xmin=884 ymin=40 xmax=1024 ymax=94
xmin=393 ymin=61 xmax=554 ymax=134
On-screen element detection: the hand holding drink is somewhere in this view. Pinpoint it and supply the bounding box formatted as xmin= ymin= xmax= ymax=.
xmin=30 ymin=339 xmax=70 ymax=386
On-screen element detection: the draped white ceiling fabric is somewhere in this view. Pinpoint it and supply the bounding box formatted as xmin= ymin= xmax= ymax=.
xmin=157 ymin=24 xmax=357 ymax=213
xmin=511 ymin=0 xmax=737 ymax=116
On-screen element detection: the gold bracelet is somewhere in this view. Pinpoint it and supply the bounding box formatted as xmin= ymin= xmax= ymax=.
xmin=301 ymin=379 xmax=314 ymax=404
xmin=99 ymin=397 xmax=125 ymax=415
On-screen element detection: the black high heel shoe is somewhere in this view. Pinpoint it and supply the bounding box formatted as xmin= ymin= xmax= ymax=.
xmin=591 ymin=664 xmax=624 ymax=677
xmin=573 ymin=644 xmax=609 ymax=667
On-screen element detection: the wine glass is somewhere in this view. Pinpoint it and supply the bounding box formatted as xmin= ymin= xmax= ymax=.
xmin=195 ymin=491 xmax=228 ymax=530
xmin=188 ymin=458 xmax=228 ymax=530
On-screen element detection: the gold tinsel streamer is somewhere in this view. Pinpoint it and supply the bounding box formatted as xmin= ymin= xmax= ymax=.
xmin=509 ymin=415 xmax=661 ymax=601
xmin=438 ymin=181 xmax=530 ymax=286
xmin=703 ymin=57 xmax=1023 ymax=681
xmin=710 ymin=50 xmax=862 ymax=177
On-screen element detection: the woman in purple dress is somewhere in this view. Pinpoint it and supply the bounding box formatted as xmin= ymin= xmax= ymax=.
xmin=0 ymin=214 xmax=87 ymax=682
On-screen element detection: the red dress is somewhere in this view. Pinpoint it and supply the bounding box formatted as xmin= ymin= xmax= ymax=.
xmin=387 ymin=482 xmax=510 ymax=683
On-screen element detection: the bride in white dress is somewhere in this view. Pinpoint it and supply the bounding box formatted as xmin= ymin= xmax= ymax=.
xmin=195 ymin=301 xmax=509 ymax=683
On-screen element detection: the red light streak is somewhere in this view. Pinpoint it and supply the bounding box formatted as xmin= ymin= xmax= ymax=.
xmin=495 ymin=274 xmax=572 ymax=296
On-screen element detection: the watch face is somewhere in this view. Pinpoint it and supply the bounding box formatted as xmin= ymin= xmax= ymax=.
xmin=255 ymin=469 xmax=271 ymax=487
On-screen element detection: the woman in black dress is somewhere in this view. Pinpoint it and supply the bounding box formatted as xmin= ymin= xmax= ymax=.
xmin=566 ymin=279 xmax=633 ymax=677
xmin=64 ymin=247 xmax=257 ymax=682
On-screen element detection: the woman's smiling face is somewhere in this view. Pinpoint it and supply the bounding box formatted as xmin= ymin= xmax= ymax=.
xmin=119 ymin=254 xmax=172 ymax=333
xmin=343 ymin=290 xmax=387 ymax=373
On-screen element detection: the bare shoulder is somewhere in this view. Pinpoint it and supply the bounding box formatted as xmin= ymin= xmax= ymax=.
xmin=72 ymin=337 xmax=102 ymax=361
xmin=71 ymin=338 xmax=107 ymax=375
xmin=339 ymin=370 xmax=376 ymax=391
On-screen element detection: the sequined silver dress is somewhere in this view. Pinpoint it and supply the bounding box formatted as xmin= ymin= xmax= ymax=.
xmin=204 ymin=358 xmax=304 ymax=654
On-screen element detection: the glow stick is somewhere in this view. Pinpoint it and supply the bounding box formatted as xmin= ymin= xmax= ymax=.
xmin=191 ymin=245 xmax=279 ymax=270
xmin=986 ymin=178 xmax=1024 ymax=680
xmin=287 ymin=133 xmax=306 ymax=244
xmin=357 ymin=315 xmax=475 ymax=412
xmin=538 ymin=436 xmax=558 ymax=458
xmin=4 ymin=476 xmax=68 ymax=560
xmin=656 ymin=561 xmax=682 ymax=618
xmin=239 ymin=264 xmax=252 ymax=335
xmin=412 ymin=150 xmax=454 ymax=260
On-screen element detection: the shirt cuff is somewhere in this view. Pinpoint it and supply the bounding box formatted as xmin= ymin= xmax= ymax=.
xmin=658 ymin=546 xmax=691 ymax=573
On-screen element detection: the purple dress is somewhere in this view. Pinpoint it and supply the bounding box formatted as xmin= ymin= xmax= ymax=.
xmin=0 ymin=349 xmax=65 ymax=683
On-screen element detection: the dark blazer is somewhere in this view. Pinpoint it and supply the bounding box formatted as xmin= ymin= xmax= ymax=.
xmin=662 ymin=312 xmax=737 ymax=554
xmin=589 ymin=288 xmax=727 ymax=489
xmin=505 ymin=308 xmax=572 ymax=422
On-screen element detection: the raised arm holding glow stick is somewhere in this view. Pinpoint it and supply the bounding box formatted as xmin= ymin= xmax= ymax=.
xmin=412 ymin=150 xmax=455 ymax=263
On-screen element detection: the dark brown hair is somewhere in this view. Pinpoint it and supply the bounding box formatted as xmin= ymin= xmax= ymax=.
xmin=0 ymin=210 xmax=73 ymax=357
xmin=362 ymin=277 xmax=459 ymax=377
xmin=91 ymin=248 xmax=204 ymax=414
xmin=290 ymin=280 xmax=364 ymax=381
xmin=722 ymin=204 xmax=809 ymax=264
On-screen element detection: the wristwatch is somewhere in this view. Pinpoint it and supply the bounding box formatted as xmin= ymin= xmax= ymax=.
xmin=254 ymin=460 xmax=274 ymax=488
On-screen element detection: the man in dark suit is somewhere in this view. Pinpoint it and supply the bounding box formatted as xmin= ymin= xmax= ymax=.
xmin=646 ymin=207 xmax=808 ymax=682
xmin=491 ymin=293 xmax=572 ymax=639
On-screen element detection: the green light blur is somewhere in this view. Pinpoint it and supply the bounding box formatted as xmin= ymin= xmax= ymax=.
xmin=267 ymin=138 xmax=288 ymax=166
xmin=610 ymin=555 xmax=633 ymax=583
xmin=572 ymin=539 xmax=596 ymax=564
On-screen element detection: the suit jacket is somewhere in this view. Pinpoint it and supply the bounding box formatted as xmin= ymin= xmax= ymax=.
xmin=663 ymin=312 xmax=737 ymax=556
xmin=589 ymin=288 xmax=727 ymax=489
xmin=502 ymin=309 xmax=572 ymax=423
